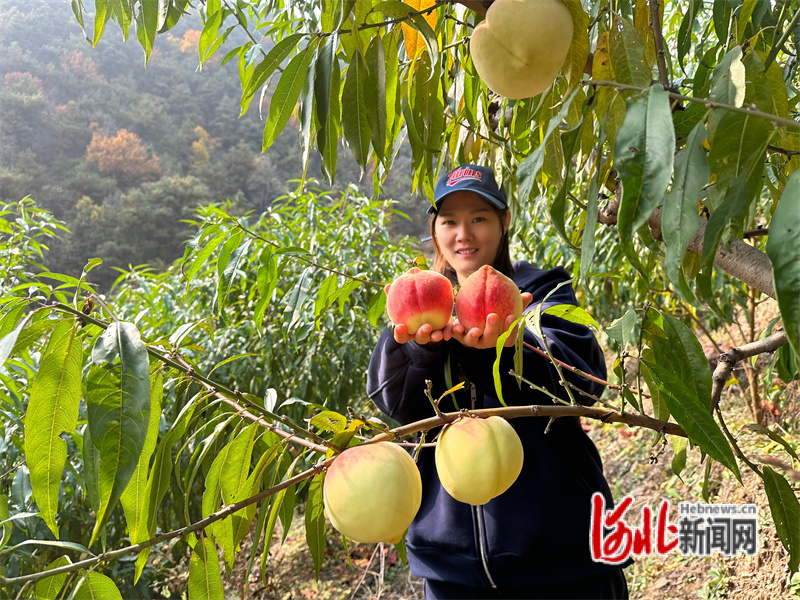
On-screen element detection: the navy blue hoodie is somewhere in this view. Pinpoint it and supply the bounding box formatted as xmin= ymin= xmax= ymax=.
xmin=366 ymin=261 xmax=632 ymax=589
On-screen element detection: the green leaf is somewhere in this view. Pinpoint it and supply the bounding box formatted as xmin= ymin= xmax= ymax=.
xmin=11 ymin=316 xmax=59 ymax=358
xmin=341 ymin=51 xmax=372 ymax=171
xmin=0 ymin=313 xmax=29 ymax=372
xmin=279 ymin=482 xmax=297 ymax=543
xmin=86 ymin=321 xmax=151 ymax=546
xmin=615 ymin=85 xmax=676 ymax=276
xmin=217 ymin=236 xmax=251 ymax=313
xmin=71 ymin=0 xmax=89 ymax=41
xmin=204 ymin=424 xmax=258 ymax=568
xmin=563 ymin=0 xmax=590 ymax=85
xmin=254 ymin=248 xmax=279 ymax=327
xmin=735 ymin=0 xmax=758 ymax=44
xmin=34 ymin=556 xmax=71 ymax=600
xmin=314 ymin=274 xmax=339 ymax=322
xmin=713 ymin=0 xmax=731 ymax=43
xmin=138 ymin=0 xmax=159 ymax=64
xmin=284 ymin=266 xmax=315 ymax=332
xmin=365 ymin=35 xmax=387 ymax=163
xmin=25 ymin=321 xmax=83 ymax=538
xmin=663 ymin=121 xmax=709 ymax=303
xmin=763 ymin=467 xmax=800 ymax=573
xmin=640 ymin=351 xmax=670 ymax=421
xmin=0 ymin=538 xmax=93 ymax=557
xmin=708 ymin=47 xmax=746 ymax=136
xmin=646 ymin=311 xmax=713 ymax=410
xmin=605 ymin=309 xmax=638 ymax=349
xmin=642 ymin=361 xmax=740 ymax=481
xmin=183 ymin=228 xmax=229 ymax=285
xmin=310 ymin=410 xmax=347 ymax=433
xmin=199 ymin=4 xmax=222 ymax=63
xmin=677 ymin=0 xmax=703 ymax=70
xmin=315 ymin=35 xmax=337 ymax=183
xmin=305 ymin=473 xmax=326 ymax=579
xmin=701 ymin=176 xmax=751 ymax=272
xmin=83 ymin=426 xmax=101 ymax=518
xmin=189 ymin=538 xmax=225 ymax=600
xmin=367 ymin=288 xmax=388 ymax=327
xmin=92 ymin=0 xmax=115 ymax=47
xmin=120 ymin=366 xmax=163 ymax=549
xmin=708 ymin=112 xmax=771 ymax=183
xmin=671 ymin=436 xmax=687 ymax=478
xmin=73 ymin=571 xmax=123 ymax=600
xmin=766 ymin=170 xmax=800 ymax=357
xmin=517 ymin=88 xmax=581 ymax=201
xmin=263 ymin=41 xmax=319 ymax=151
xmin=0 ymin=492 xmax=10 ymax=552
xmin=383 ymin=28 xmax=400 ymax=143
xmin=609 ymin=16 xmax=651 ymax=87
xmin=542 ymin=304 xmax=599 ymax=330
xmin=241 ymin=33 xmax=304 ymax=114
xmin=743 ymin=424 xmax=800 ymax=463
xmin=138 ymin=400 xmax=196 ymax=579
xmin=492 ymin=315 xmax=525 ymax=407
xmin=320 ymin=54 xmax=342 ymax=185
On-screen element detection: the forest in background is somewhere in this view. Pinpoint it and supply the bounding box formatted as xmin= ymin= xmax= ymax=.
xmin=0 ymin=0 xmax=423 ymax=290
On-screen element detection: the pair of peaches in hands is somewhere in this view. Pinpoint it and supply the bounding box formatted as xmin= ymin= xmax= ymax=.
xmin=385 ymin=265 xmax=533 ymax=349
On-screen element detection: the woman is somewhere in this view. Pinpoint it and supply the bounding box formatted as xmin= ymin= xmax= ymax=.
xmin=366 ymin=165 xmax=631 ymax=599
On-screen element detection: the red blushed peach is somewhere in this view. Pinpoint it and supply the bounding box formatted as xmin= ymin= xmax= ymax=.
xmin=455 ymin=265 xmax=522 ymax=332
xmin=386 ymin=268 xmax=454 ymax=334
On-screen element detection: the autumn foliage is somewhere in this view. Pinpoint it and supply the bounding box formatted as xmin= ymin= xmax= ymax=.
xmin=85 ymin=128 xmax=161 ymax=182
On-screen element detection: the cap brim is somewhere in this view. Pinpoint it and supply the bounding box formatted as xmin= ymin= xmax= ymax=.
xmin=427 ymin=189 xmax=507 ymax=214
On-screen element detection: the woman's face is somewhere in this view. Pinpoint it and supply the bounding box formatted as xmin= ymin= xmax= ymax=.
xmin=434 ymin=191 xmax=511 ymax=285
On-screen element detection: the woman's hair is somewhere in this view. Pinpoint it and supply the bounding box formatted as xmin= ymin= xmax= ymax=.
xmin=428 ymin=201 xmax=514 ymax=285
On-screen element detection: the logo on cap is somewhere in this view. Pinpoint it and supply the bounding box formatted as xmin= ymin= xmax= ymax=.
xmin=446 ymin=166 xmax=483 ymax=186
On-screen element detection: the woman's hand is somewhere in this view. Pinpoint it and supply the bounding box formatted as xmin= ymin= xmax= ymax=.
xmin=452 ymin=292 xmax=533 ymax=349
xmin=386 ymin=284 xmax=455 ymax=345
xmin=391 ymin=321 xmax=454 ymax=345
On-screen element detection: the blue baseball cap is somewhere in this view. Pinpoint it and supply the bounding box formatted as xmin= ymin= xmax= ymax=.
xmin=428 ymin=164 xmax=508 ymax=214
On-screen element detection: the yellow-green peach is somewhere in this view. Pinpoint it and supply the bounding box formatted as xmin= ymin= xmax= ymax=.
xmin=323 ymin=442 xmax=422 ymax=544
xmin=470 ymin=0 xmax=574 ymax=99
xmin=435 ymin=416 xmax=524 ymax=506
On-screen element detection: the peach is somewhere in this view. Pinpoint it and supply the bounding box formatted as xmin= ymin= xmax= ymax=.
xmin=470 ymin=0 xmax=574 ymax=99
xmin=323 ymin=442 xmax=422 ymax=544
xmin=386 ymin=267 xmax=454 ymax=334
xmin=435 ymin=416 xmax=524 ymax=505
xmin=455 ymin=265 xmax=522 ymax=332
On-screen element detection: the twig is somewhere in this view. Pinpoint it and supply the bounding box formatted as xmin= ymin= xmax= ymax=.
xmin=764 ymin=7 xmax=800 ymax=69
xmin=452 ymin=1 xmax=491 ymax=16
xmin=761 ymin=456 xmax=800 ymax=481
xmin=39 ymin=300 xmax=331 ymax=454
xmin=649 ymin=0 xmax=670 ymax=87
xmin=235 ymin=222 xmax=383 ymax=287
xmin=710 ymin=329 xmax=788 ymax=414
xmin=541 ymin=333 xmax=579 ymax=405
xmin=584 ymin=80 xmax=800 ymax=130
xmin=348 ymin=544 xmax=381 ymax=600
xmin=522 ymin=340 xmax=650 ymax=397
xmin=767 ymin=144 xmax=800 ymax=157
xmin=743 ymin=228 xmax=769 ymax=239
xmin=715 ymin=405 xmax=760 ymax=474
xmin=370 ymin=405 xmax=687 ymax=443
xmin=0 ymin=458 xmax=333 ymax=587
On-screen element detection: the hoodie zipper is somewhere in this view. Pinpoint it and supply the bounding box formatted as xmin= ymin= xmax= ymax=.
xmin=471 ymin=383 xmax=498 ymax=589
